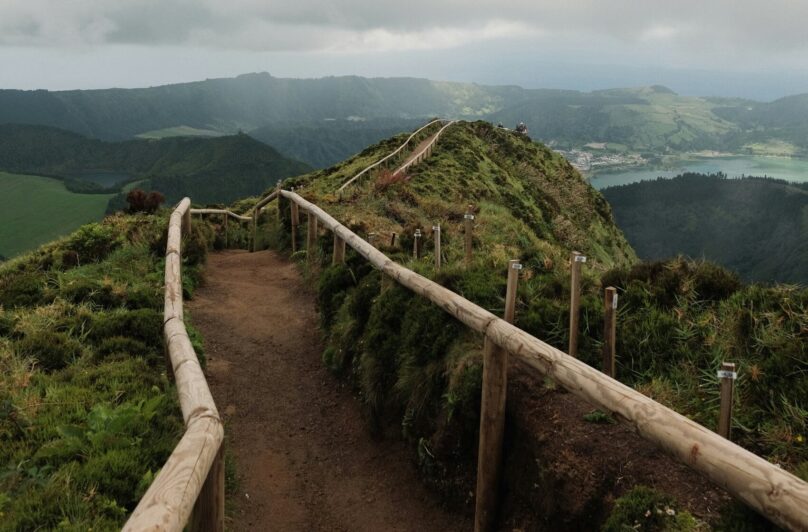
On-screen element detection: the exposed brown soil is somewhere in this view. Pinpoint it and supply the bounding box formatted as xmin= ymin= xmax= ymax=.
xmin=188 ymin=250 xmax=471 ymax=531
xmin=394 ymin=133 xmax=438 ymax=176
xmin=501 ymin=368 xmax=731 ymax=530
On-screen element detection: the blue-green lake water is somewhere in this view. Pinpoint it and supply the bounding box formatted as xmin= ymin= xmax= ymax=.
xmin=589 ymin=156 xmax=808 ymax=190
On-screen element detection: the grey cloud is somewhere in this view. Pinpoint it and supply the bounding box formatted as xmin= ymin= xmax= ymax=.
xmin=1 ymin=0 xmax=807 ymax=60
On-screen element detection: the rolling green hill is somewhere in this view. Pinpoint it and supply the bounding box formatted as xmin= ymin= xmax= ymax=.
xmin=602 ymin=173 xmax=808 ymax=283
xmin=7 ymin=73 xmax=808 ymax=160
xmin=0 ymin=124 xmax=311 ymax=205
xmin=0 ymin=172 xmax=114 ymax=259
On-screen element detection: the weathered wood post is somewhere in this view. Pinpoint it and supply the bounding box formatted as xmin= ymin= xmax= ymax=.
xmin=223 ymin=213 xmax=229 ymax=249
xmin=275 ymin=182 xmax=282 ymax=221
xmin=568 ymin=251 xmax=585 ymax=358
xmin=475 ymin=259 xmax=521 ymax=532
xmin=250 ymin=209 xmax=258 ymax=252
xmin=182 ymin=207 xmax=192 ymax=236
xmin=413 ymin=229 xmax=422 ymax=259
xmin=333 ymin=233 xmax=346 ymax=265
xmin=602 ymin=287 xmax=617 ymax=377
xmin=290 ymin=200 xmax=299 ymax=253
xmin=718 ymin=362 xmax=737 ymax=440
xmin=307 ymin=212 xmax=318 ymax=265
xmin=433 ymin=224 xmax=441 ymax=270
xmin=464 ymin=205 xmax=474 ymax=266
xmin=190 ymin=443 xmax=225 ymax=532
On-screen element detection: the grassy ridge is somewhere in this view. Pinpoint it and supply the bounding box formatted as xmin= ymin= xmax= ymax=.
xmin=249 ymin=122 xmax=807 ymax=526
xmin=0 ymin=211 xmax=214 ymax=529
xmin=0 ymin=172 xmax=113 ymax=259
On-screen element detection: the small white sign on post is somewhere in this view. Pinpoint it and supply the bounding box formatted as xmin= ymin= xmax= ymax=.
xmin=717 ymin=370 xmax=738 ymax=380
xmin=574 ymin=255 xmax=587 ymax=263
xmin=511 ymin=263 xmax=523 ymax=270
xmin=464 ymin=214 xmax=475 ymax=220
xmin=612 ymin=293 xmax=619 ymax=309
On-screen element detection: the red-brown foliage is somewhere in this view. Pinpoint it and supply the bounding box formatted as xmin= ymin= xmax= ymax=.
xmin=126 ymin=189 xmax=166 ymax=214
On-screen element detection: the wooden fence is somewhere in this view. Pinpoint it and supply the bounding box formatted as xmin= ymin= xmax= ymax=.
xmin=124 ymin=199 xmax=224 ymax=532
xmin=128 ymin=189 xmax=808 ymax=531
xmin=337 ymin=118 xmax=452 ymax=192
xmin=276 ymin=189 xmax=808 ymax=531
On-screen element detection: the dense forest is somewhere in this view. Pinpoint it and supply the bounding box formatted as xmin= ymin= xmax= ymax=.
xmin=602 ymin=173 xmax=808 ymax=283
xmin=0 ymin=124 xmax=310 ymax=205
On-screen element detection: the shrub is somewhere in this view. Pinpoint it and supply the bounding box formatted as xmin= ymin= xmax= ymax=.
xmin=16 ymin=330 xmax=83 ymax=371
xmin=0 ymin=272 xmax=48 ymax=308
xmin=603 ymin=486 xmax=699 ymax=531
xmin=126 ymin=189 xmax=165 ymax=214
xmin=66 ymin=223 xmax=122 ymax=264
xmin=96 ymin=336 xmax=151 ymax=361
xmin=91 ymin=309 xmax=163 ymax=350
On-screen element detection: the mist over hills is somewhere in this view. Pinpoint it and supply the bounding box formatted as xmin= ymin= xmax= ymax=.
xmin=3 ymin=73 xmax=808 ymax=168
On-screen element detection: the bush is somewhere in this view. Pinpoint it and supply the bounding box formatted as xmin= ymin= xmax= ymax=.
xmin=0 ymin=272 xmax=48 ymax=308
xmin=603 ymin=486 xmax=699 ymax=531
xmin=16 ymin=330 xmax=83 ymax=371
xmin=91 ymin=309 xmax=163 ymax=350
xmin=66 ymin=223 xmax=122 ymax=264
xmin=126 ymin=189 xmax=165 ymax=214
xmin=96 ymin=336 xmax=151 ymax=361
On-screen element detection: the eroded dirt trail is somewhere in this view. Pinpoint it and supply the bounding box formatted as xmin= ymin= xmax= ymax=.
xmin=188 ymin=250 xmax=470 ymax=531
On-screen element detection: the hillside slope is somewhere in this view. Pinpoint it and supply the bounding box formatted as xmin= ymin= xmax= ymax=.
xmin=602 ymin=173 xmax=808 ymax=283
xmin=8 ymin=73 xmax=808 ymax=157
xmin=0 ymin=124 xmax=311 ymax=205
xmin=288 ymin=120 xmax=636 ymax=270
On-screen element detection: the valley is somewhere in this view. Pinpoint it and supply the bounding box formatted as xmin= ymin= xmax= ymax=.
xmin=0 ymin=172 xmax=114 ymax=259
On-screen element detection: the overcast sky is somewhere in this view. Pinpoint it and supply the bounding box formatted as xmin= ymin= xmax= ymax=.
xmin=1 ymin=0 xmax=808 ymax=100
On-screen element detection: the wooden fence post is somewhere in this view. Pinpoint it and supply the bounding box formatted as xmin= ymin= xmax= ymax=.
xmin=182 ymin=208 xmax=192 ymax=236
xmin=333 ymin=233 xmax=346 ymax=265
xmin=275 ymin=182 xmax=282 ymax=221
xmin=602 ymin=287 xmax=617 ymax=377
xmin=464 ymin=205 xmax=474 ymax=266
xmin=190 ymin=443 xmax=225 ymax=532
xmin=223 ymin=214 xmax=229 ymax=249
xmin=250 ymin=209 xmax=258 ymax=252
xmin=718 ymin=362 xmax=737 ymax=440
xmin=413 ymin=229 xmax=422 ymax=259
xmin=474 ymin=259 xmax=521 ymax=532
xmin=307 ymin=212 xmax=318 ymax=264
xmin=433 ymin=224 xmax=441 ymax=270
xmin=568 ymin=251 xmax=585 ymax=358
xmin=290 ymin=201 xmax=299 ymax=253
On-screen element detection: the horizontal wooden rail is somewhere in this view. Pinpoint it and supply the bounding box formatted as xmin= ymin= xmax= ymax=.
xmin=280 ymin=189 xmax=808 ymax=531
xmin=337 ymin=118 xmax=450 ymax=192
xmin=394 ymin=120 xmax=457 ymax=176
xmin=125 ymin=198 xmax=224 ymax=532
xmin=190 ymin=208 xmax=251 ymax=222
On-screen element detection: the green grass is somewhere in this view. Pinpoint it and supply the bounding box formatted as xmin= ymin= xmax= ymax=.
xmin=0 ymin=172 xmax=113 ymax=260
xmin=0 ymin=210 xmax=216 ymax=529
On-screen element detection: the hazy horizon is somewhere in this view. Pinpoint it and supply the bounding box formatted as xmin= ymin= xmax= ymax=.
xmin=2 ymin=1 xmax=808 ymax=101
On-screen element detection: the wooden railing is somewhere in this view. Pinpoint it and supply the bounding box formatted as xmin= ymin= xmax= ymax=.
xmin=129 ymin=187 xmax=808 ymax=531
xmin=274 ymin=189 xmax=808 ymax=531
xmin=124 ymin=199 xmax=224 ymax=532
xmin=337 ymin=118 xmax=451 ymax=192
xmin=393 ymin=120 xmax=457 ymax=177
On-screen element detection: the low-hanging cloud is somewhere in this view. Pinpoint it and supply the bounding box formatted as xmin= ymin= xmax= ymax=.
xmin=1 ymin=0 xmax=807 ymax=59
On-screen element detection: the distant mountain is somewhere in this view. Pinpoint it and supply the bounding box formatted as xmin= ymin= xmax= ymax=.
xmin=248 ymin=118 xmax=426 ymax=169
xmin=0 ymin=73 xmax=523 ymax=141
xmin=0 ymin=124 xmax=310 ymax=205
xmin=602 ymin=173 xmax=808 ymax=283
xmin=3 ymin=73 xmax=808 ymax=161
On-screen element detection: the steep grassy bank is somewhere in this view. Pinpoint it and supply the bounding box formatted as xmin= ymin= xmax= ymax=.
xmin=242 ymin=121 xmax=806 ymax=527
xmin=0 ymin=211 xmax=214 ymax=529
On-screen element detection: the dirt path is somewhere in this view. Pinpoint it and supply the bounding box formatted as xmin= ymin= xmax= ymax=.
xmin=393 ymin=133 xmax=438 ymax=176
xmin=188 ymin=250 xmax=470 ymax=531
